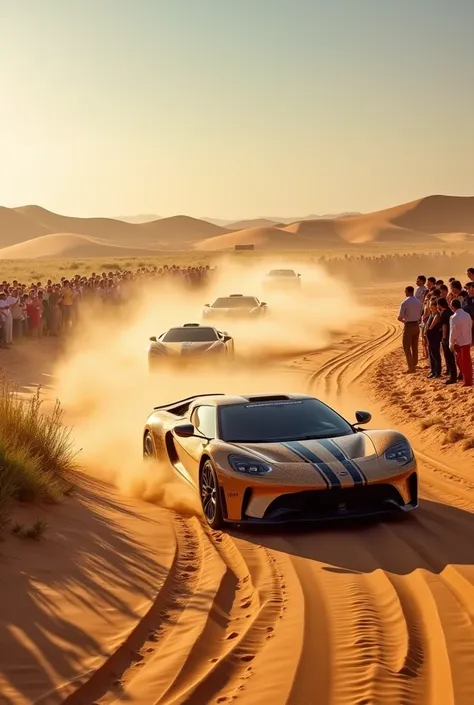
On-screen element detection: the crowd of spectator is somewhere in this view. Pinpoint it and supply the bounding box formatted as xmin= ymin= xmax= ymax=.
xmin=398 ymin=267 xmax=474 ymax=387
xmin=0 ymin=264 xmax=214 ymax=348
xmin=321 ymin=250 xmax=473 ymax=284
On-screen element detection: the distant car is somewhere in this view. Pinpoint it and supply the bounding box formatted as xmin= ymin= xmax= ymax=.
xmin=143 ymin=392 xmax=418 ymax=529
xmin=148 ymin=324 xmax=234 ymax=371
xmin=202 ymin=294 xmax=267 ymax=320
xmin=263 ymin=269 xmax=301 ymax=289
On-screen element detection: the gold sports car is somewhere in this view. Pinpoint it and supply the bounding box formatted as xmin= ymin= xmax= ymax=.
xmin=143 ymin=393 xmax=418 ymax=529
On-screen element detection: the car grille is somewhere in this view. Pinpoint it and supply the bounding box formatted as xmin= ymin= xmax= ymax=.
xmin=262 ymin=483 xmax=405 ymax=521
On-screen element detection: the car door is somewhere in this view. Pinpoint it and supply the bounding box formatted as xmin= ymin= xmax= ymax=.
xmin=173 ymin=405 xmax=217 ymax=485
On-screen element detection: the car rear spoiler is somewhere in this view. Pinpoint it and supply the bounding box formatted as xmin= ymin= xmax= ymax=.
xmin=153 ymin=393 xmax=224 ymax=412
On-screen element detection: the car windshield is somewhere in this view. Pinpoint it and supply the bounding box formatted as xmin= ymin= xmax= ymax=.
xmin=219 ymin=399 xmax=354 ymax=442
xmin=267 ymin=270 xmax=296 ymax=277
xmin=211 ymin=297 xmax=258 ymax=309
xmin=162 ymin=327 xmax=218 ymax=342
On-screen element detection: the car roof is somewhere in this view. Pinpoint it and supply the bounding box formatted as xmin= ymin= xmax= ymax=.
xmin=165 ymin=325 xmax=218 ymax=331
xmin=213 ymin=294 xmax=258 ymax=300
xmin=267 ymin=269 xmax=297 ymax=274
xmin=193 ymin=393 xmax=314 ymax=407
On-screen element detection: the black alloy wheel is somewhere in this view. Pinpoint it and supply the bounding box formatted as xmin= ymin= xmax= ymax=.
xmin=200 ymin=460 xmax=223 ymax=529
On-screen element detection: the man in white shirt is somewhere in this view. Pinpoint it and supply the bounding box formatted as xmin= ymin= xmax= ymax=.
xmin=449 ymin=299 xmax=472 ymax=386
xmin=414 ymin=275 xmax=428 ymax=302
xmin=398 ymin=286 xmax=423 ymax=373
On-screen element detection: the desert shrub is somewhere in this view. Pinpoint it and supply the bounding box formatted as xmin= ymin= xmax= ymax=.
xmin=419 ymin=416 xmax=443 ymax=430
xmin=462 ymin=437 xmax=474 ymax=451
xmin=0 ymin=372 xmax=78 ymax=526
xmin=445 ymin=428 xmax=465 ymax=444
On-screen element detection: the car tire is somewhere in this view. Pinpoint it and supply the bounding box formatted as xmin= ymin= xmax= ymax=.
xmin=143 ymin=431 xmax=156 ymax=460
xmin=200 ymin=460 xmax=224 ymax=530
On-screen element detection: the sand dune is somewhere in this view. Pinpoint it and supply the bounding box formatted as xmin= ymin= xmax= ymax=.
xmin=3 ymin=195 xmax=474 ymax=252
xmin=0 ymin=232 xmax=163 ymax=259
xmin=0 ymin=206 xmax=52 ymax=246
xmin=282 ymin=219 xmax=344 ymax=242
xmin=196 ymin=196 xmax=473 ymax=249
xmin=8 ymin=207 xmax=229 ymax=248
xmin=138 ymin=214 xmax=230 ymax=246
xmin=226 ymin=218 xmax=282 ymax=230
xmin=193 ymin=225 xmax=319 ymax=250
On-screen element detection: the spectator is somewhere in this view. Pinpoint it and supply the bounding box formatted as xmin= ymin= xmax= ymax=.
xmin=438 ymin=298 xmax=458 ymax=385
xmin=11 ymin=290 xmax=25 ymax=340
xmin=449 ymin=299 xmax=473 ymax=387
xmin=398 ymin=285 xmax=423 ymax=373
xmin=425 ymin=298 xmax=442 ymax=378
xmin=415 ymin=275 xmax=427 ymax=302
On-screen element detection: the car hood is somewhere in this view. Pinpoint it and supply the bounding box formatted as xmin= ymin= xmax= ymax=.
xmin=152 ymin=341 xmax=223 ymax=355
xmin=215 ymin=433 xmax=383 ymax=488
xmin=233 ymin=433 xmax=376 ymax=464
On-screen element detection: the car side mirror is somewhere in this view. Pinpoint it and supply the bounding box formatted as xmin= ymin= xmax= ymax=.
xmin=260 ymin=302 xmax=267 ymax=307
xmin=298 ymin=273 xmax=301 ymax=277
xmin=149 ymin=336 xmax=157 ymax=342
xmin=173 ymin=423 xmax=195 ymax=438
xmin=204 ymin=303 xmax=210 ymax=307
xmin=223 ymin=335 xmax=231 ymax=342
xmin=355 ymin=410 xmax=371 ymax=425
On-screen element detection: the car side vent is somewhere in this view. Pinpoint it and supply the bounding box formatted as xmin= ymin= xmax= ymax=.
xmin=245 ymin=395 xmax=291 ymax=402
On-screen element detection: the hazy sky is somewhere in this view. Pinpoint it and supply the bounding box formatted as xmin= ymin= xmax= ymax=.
xmin=1 ymin=0 xmax=473 ymax=219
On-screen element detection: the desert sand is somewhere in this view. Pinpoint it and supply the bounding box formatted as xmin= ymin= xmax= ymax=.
xmin=1 ymin=263 xmax=474 ymax=705
xmin=1 ymin=195 xmax=474 ymax=258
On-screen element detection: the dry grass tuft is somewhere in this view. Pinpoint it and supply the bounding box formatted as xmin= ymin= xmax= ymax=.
xmin=419 ymin=416 xmax=444 ymax=431
xmin=462 ymin=436 xmax=474 ymax=451
xmin=0 ymin=372 xmax=78 ymax=529
xmin=445 ymin=427 xmax=465 ymax=444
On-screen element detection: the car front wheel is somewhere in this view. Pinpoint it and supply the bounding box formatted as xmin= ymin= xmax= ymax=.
xmin=200 ymin=460 xmax=224 ymax=529
xmin=143 ymin=432 xmax=156 ymax=460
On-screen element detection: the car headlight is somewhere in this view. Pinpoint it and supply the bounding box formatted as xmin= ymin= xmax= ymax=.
xmin=228 ymin=454 xmax=272 ymax=475
xmin=384 ymin=439 xmax=413 ymax=463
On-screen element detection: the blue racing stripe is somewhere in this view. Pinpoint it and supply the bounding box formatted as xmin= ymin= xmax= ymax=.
xmin=318 ymin=439 xmax=367 ymax=486
xmin=284 ymin=441 xmax=341 ymax=488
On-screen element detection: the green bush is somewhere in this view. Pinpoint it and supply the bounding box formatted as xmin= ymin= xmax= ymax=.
xmin=0 ymin=372 xmax=78 ymax=528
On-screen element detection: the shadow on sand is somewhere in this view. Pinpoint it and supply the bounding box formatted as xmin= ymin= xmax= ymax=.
xmin=0 ymin=475 xmax=169 ymax=705
xmin=229 ymin=498 xmax=474 ymax=575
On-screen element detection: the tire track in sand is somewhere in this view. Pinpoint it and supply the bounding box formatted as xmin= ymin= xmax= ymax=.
xmin=69 ymin=313 xmax=474 ymax=705
xmin=302 ymin=313 xmax=474 ymax=705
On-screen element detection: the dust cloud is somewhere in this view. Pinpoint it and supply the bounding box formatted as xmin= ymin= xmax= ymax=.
xmin=53 ymin=259 xmax=369 ymax=513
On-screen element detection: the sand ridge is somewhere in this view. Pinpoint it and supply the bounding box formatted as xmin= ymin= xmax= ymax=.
xmin=1 ymin=195 xmax=474 ymax=255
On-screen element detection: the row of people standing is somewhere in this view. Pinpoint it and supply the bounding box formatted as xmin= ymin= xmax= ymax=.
xmin=398 ymin=271 xmax=474 ymax=387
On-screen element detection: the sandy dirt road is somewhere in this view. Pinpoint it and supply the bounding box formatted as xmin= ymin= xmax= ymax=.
xmin=3 ymin=289 xmax=474 ymax=705
xmin=60 ymin=293 xmax=474 ymax=705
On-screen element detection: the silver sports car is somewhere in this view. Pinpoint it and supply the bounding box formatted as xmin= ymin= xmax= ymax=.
xmin=148 ymin=324 xmax=234 ymax=371
xmin=202 ymin=294 xmax=267 ymax=320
